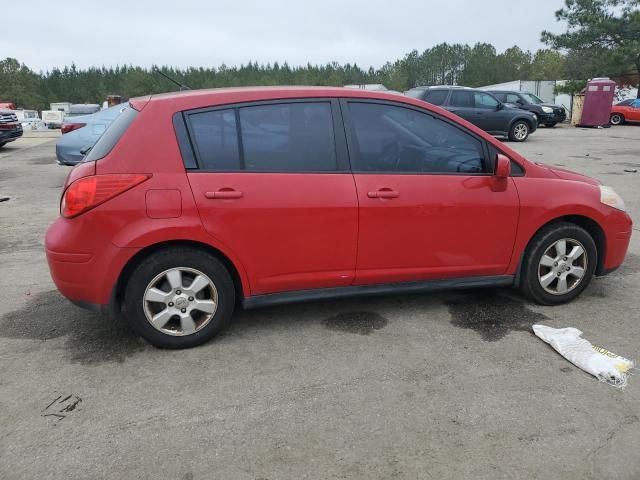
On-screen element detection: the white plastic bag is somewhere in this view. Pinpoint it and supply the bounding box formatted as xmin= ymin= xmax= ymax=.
xmin=533 ymin=324 xmax=634 ymax=388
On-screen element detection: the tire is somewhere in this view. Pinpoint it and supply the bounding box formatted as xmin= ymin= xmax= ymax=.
xmin=519 ymin=222 xmax=597 ymax=305
xmin=123 ymin=247 xmax=235 ymax=348
xmin=509 ymin=120 xmax=530 ymax=142
xmin=610 ymin=113 xmax=624 ymax=126
xmin=545 ymin=122 xmax=557 ymax=128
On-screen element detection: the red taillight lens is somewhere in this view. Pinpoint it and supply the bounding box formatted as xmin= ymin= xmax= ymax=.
xmin=61 ymin=174 xmax=150 ymax=218
xmin=61 ymin=122 xmax=86 ymax=134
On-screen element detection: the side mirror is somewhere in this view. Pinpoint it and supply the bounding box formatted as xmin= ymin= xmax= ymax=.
xmin=496 ymin=102 xmax=504 ymax=111
xmin=495 ymin=154 xmax=511 ymax=179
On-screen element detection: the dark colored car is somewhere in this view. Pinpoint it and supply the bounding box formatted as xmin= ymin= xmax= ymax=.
xmin=0 ymin=109 xmax=23 ymax=148
xmin=45 ymin=87 xmax=631 ymax=349
xmin=489 ymin=90 xmax=566 ymax=127
xmin=406 ymin=86 xmax=537 ymax=141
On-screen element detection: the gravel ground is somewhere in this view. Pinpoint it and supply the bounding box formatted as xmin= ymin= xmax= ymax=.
xmin=0 ymin=124 xmax=639 ymax=480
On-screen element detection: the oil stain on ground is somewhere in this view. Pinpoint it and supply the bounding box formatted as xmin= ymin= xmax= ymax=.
xmin=445 ymin=289 xmax=550 ymax=341
xmin=0 ymin=290 xmax=147 ymax=365
xmin=322 ymin=311 xmax=388 ymax=335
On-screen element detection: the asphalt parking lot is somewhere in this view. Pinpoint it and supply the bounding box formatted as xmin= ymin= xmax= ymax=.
xmin=1 ymin=125 xmax=639 ymax=480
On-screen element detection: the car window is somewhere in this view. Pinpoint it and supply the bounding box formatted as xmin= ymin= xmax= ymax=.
xmin=347 ymin=102 xmax=486 ymax=174
xmin=239 ymin=102 xmax=336 ymax=171
xmin=492 ymin=92 xmax=506 ymax=102
xmin=449 ymin=91 xmax=475 ymax=108
xmin=506 ymin=94 xmax=521 ymax=104
xmin=188 ymin=109 xmax=241 ymax=170
xmin=83 ymin=106 xmax=138 ymax=162
xmin=474 ymin=92 xmax=499 ymax=109
xmin=422 ymin=90 xmax=448 ymax=106
xmin=405 ymin=89 xmax=426 ymax=99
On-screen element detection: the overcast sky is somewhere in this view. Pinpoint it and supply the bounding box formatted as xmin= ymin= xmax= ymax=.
xmin=4 ymin=0 xmax=567 ymax=72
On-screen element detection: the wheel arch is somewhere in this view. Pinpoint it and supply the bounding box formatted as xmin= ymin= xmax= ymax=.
xmin=113 ymin=240 xmax=247 ymax=311
xmin=509 ymin=115 xmax=534 ymax=131
xmin=515 ymin=214 xmax=606 ymax=287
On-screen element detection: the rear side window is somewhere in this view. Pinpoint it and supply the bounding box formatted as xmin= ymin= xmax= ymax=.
xmin=83 ymin=106 xmax=137 ymax=162
xmin=239 ymin=103 xmax=336 ymax=171
xmin=405 ymin=89 xmax=426 ymax=99
xmin=422 ymin=90 xmax=448 ymax=106
xmin=449 ymin=91 xmax=475 ymax=108
xmin=185 ymin=102 xmax=338 ymax=172
xmin=188 ymin=109 xmax=240 ymax=170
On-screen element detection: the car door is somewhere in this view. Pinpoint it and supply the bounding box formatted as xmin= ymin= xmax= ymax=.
xmin=341 ymin=100 xmax=520 ymax=285
xmin=184 ymin=99 xmax=359 ymax=295
xmin=627 ymin=101 xmax=640 ymax=121
xmin=472 ymin=91 xmax=506 ymax=133
xmin=445 ymin=90 xmax=481 ymax=126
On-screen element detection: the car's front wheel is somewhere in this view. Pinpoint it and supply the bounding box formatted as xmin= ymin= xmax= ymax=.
xmin=124 ymin=247 xmax=235 ymax=348
xmin=509 ymin=120 xmax=530 ymax=142
xmin=610 ymin=113 xmax=624 ymax=125
xmin=519 ymin=222 xmax=597 ymax=305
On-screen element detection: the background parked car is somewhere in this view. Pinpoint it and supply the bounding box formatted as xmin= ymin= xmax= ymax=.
xmin=406 ymin=86 xmax=537 ymax=141
xmin=610 ymin=99 xmax=640 ymax=125
xmin=0 ymin=108 xmax=23 ymax=148
xmin=488 ymin=90 xmax=566 ymax=127
xmin=56 ymin=103 xmax=128 ymax=165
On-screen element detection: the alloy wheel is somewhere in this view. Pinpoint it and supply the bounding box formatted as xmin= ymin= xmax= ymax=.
xmin=610 ymin=114 xmax=623 ymax=125
xmin=514 ymin=123 xmax=528 ymax=140
xmin=537 ymin=238 xmax=588 ymax=295
xmin=143 ymin=267 xmax=218 ymax=336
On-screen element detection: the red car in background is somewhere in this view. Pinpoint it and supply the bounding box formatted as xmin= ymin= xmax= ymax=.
xmin=610 ymin=99 xmax=640 ymax=125
xmin=45 ymin=87 xmax=632 ymax=349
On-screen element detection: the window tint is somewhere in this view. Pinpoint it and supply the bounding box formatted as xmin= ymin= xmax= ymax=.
xmin=239 ymin=102 xmax=336 ymax=171
xmin=474 ymin=92 xmax=499 ymax=109
xmin=347 ymin=102 xmax=486 ymax=174
xmin=422 ymin=90 xmax=448 ymax=105
xmin=189 ymin=109 xmax=241 ymax=170
xmin=83 ymin=106 xmax=137 ymax=162
xmin=449 ymin=91 xmax=474 ymax=108
xmin=506 ymin=93 xmax=522 ymax=104
xmin=492 ymin=92 xmax=506 ymax=102
xmin=405 ymin=88 xmax=426 ymax=99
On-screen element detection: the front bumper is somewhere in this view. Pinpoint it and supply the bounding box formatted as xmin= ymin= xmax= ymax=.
xmin=538 ymin=111 xmax=566 ymax=124
xmin=0 ymin=125 xmax=23 ymax=143
xmin=599 ymin=211 xmax=633 ymax=275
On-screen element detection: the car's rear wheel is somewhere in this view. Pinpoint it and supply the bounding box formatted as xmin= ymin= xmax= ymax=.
xmin=610 ymin=113 xmax=624 ymax=125
xmin=519 ymin=222 xmax=597 ymax=305
xmin=509 ymin=120 xmax=530 ymax=142
xmin=124 ymin=247 xmax=235 ymax=348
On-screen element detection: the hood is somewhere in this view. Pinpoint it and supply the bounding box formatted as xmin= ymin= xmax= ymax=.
xmin=535 ymin=162 xmax=601 ymax=185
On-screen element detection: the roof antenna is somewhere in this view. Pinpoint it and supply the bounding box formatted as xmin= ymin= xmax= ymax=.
xmin=153 ymin=67 xmax=191 ymax=91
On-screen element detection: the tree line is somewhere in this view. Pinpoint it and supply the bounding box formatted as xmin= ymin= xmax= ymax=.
xmin=0 ymin=44 xmax=568 ymax=111
xmin=1 ymin=0 xmax=638 ymax=111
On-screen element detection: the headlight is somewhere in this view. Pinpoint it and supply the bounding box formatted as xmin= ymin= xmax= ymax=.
xmin=599 ymin=185 xmax=626 ymax=211
xmin=541 ymin=106 xmax=554 ymax=113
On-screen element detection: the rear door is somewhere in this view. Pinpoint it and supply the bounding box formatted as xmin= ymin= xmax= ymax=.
xmin=182 ymin=99 xmax=359 ymax=295
xmin=342 ymin=100 xmax=519 ymax=285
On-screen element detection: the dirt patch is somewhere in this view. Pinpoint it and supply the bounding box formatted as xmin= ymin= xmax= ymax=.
xmin=0 ymin=290 xmax=147 ymax=365
xmin=446 ymin=289 xmax=550 ymax=341
xmin=322 ymin=311 xmax=388 ymax=335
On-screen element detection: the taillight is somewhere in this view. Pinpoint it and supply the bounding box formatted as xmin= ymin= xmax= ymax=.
xmin=61 ymin=174 xmax=150 ymax=218
xmin=61 ymin=122 xmax=86 ymax=134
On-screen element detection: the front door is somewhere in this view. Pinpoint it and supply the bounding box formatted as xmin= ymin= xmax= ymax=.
xmin=341 ymin=100 xmax=520 ymax=285
xmin=185 ymin=100 xmax=358 ymax=295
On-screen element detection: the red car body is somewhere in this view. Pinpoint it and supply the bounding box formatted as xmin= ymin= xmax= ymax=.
xmin=45 ymin=87 xmax=632 ymax=313
xmin=610 ymin=101 xmax=640 ymax=123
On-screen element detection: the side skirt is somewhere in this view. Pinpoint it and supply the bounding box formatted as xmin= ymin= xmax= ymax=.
xmin=242 ymin=275 xmax=515 ymax=309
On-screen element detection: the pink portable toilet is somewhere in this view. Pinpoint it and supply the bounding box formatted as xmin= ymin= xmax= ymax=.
xmin=579 ymin=78 xmax=616 ymax=127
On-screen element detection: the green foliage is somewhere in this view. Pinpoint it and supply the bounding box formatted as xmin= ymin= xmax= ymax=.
xmin=542 ymin=0 xmax=640 ymax=94
xmin=0 ymin=43 xmax=570 ymax=110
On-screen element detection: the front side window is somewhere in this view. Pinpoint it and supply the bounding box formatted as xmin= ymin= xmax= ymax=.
xmin=239 ymin=102 xmax=337 ymax=171
xmin=347 ymin=102 xmax=486 ymax=174
xmin=506 ymin=93 xmax=522 ymax=104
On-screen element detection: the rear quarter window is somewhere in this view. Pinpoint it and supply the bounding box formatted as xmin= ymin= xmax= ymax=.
xmin=83 ymin=106 xmax=138 ymax=162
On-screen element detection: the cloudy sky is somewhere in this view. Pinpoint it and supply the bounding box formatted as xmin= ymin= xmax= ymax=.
xmin=4 ymin=0 xmax=567 ymax=72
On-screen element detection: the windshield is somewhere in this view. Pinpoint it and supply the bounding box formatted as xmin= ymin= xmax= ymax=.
xmin=83 ymin=105 xmax=138 ymax=162
xmin=521 ymin=93 xmax=544 ymax=104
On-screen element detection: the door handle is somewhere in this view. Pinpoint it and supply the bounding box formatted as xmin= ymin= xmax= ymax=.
xmin=205 ymin=189 xmax=243 ymax=199
xmin=368 ymin=189 xmax=399 ymax=199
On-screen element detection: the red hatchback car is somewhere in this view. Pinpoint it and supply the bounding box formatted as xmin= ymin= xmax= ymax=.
xmin=45 ymin=87 xmax=632 ymax=348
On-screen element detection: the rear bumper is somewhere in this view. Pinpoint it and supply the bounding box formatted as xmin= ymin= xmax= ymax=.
xmin=45 ymin=216 xmax=139 ymax=309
